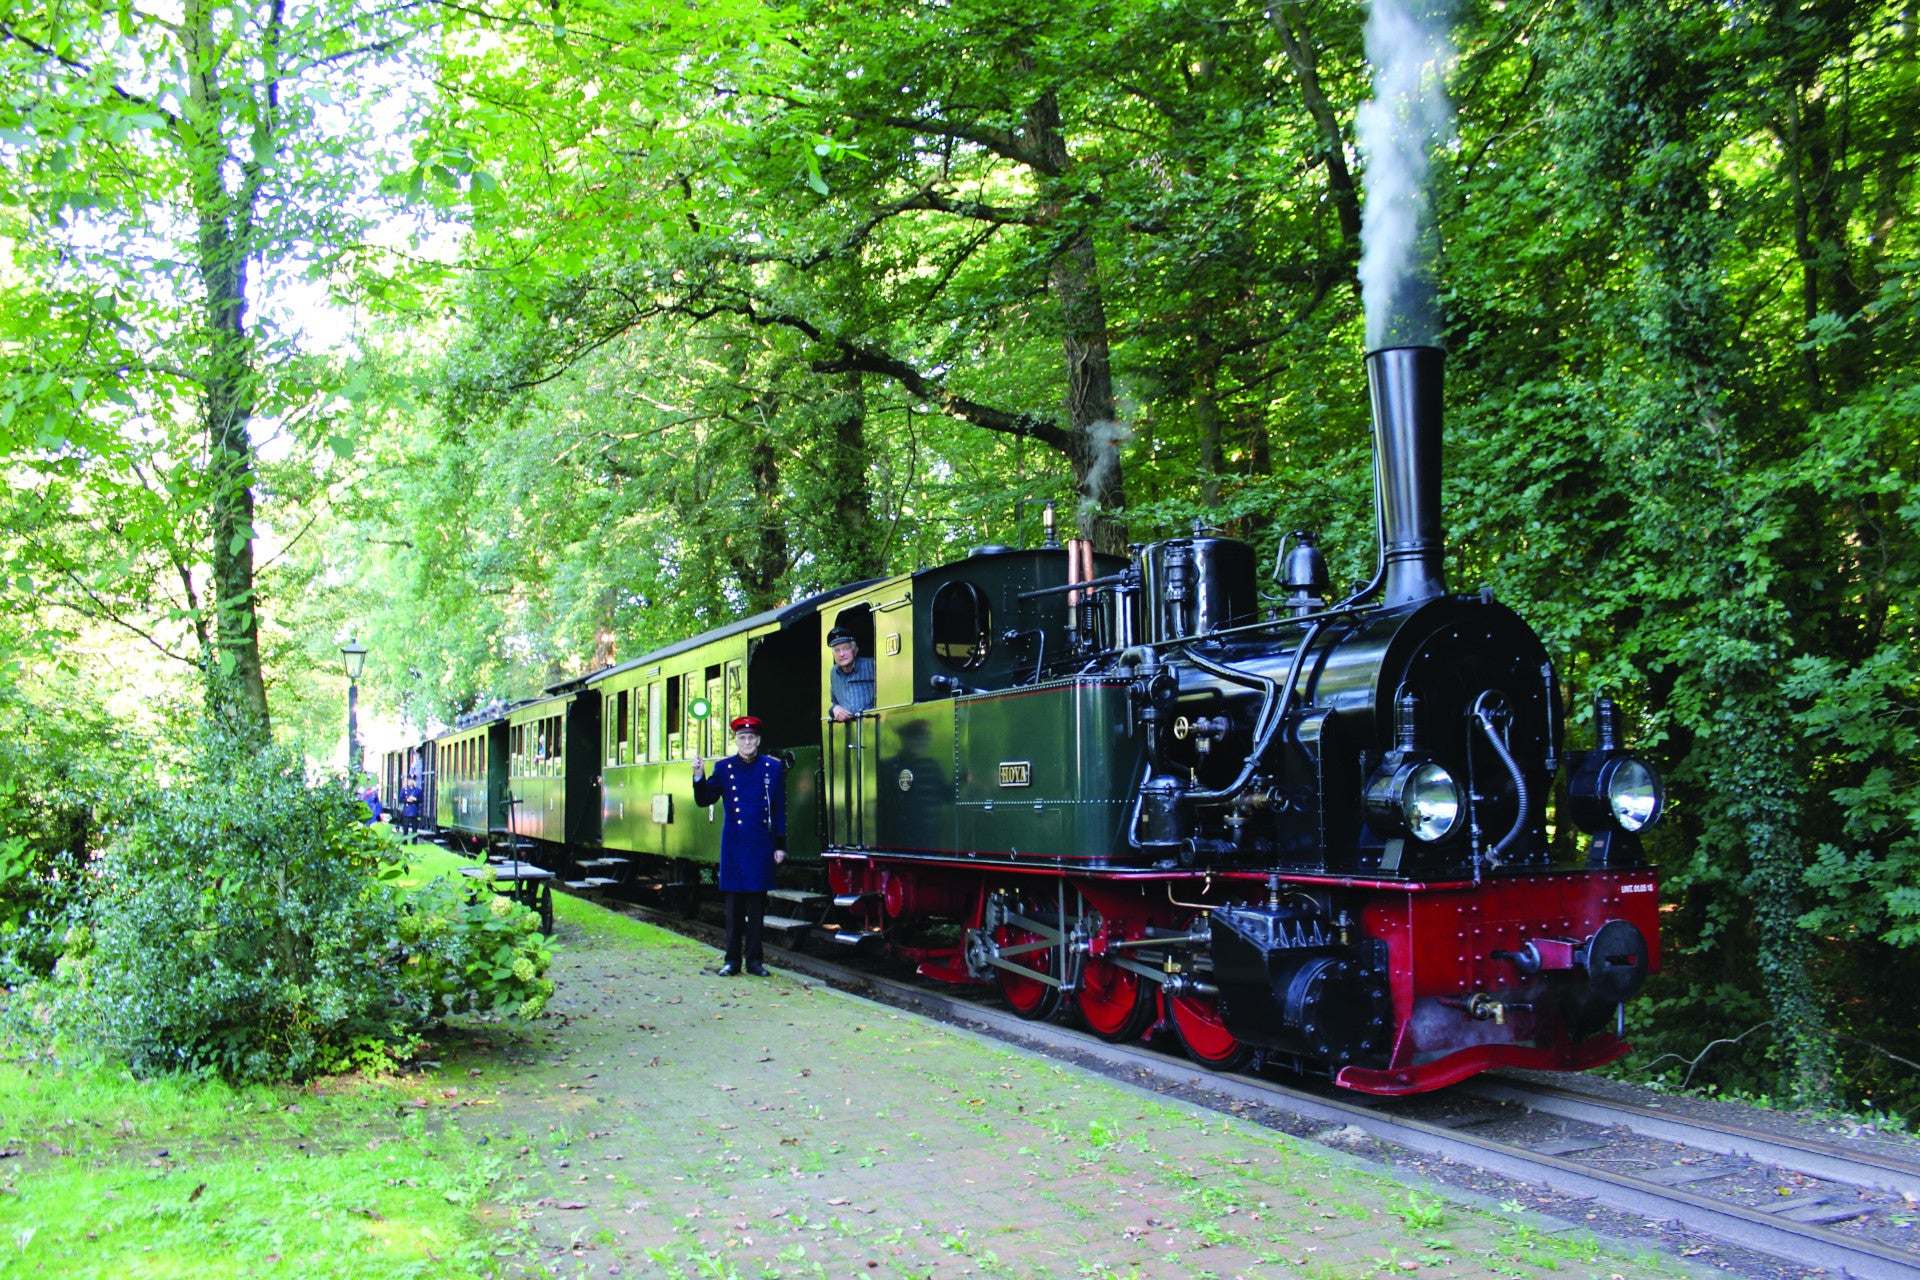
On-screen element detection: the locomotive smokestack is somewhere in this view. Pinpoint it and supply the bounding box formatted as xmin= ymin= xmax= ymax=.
xmin=1366 ymin=345 xmax=1447 ymax=607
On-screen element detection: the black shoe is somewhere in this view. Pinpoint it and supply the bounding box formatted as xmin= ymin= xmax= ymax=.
xmin=718 ymin=963 xmax=740 ymax=977
xmin=746 ymin=964 xmax=770 ymax=977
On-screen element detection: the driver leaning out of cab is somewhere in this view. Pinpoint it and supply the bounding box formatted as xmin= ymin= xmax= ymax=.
xmin=827 ymin=626 xmax=874 ymax=723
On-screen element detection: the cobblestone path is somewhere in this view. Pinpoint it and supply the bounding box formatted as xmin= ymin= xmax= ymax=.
xmin=452 ymin=900 xmax=1692 ymax=1280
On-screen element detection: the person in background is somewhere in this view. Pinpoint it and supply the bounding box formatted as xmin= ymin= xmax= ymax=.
xmin=691 ymin=715 xmax=786 ymax=976
xmin=360 ymin=785 xmax=383 ymax=826
xmin=399 ymin=769 xmax=424 ymax=840
xmin=827 ymin=626 xmax=875 ymax=723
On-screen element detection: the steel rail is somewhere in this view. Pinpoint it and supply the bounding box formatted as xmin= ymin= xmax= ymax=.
xmin=1463 ymin=1076 xmax=1920 ymax=1200
xmin=585 ymin=891 xmax=1920 ymax=1280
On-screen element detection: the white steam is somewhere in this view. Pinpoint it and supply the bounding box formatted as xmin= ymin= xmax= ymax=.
xmin=1354 ymin=0 xmax=1455 ymax=350
xmin=1079 ymin=419 xmax=1133 ymax=535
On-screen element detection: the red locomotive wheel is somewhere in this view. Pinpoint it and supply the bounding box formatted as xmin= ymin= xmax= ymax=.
xmin=1077 ymin=957 xmax=1156 ymax=1043
xmin=993 ymin=917 xmax=1062 ymax=1021
xmin=1170 ymin=993 xmax=1256 ymax=1072
xmin=990 ymin=921 xmax=1067 ymax=1020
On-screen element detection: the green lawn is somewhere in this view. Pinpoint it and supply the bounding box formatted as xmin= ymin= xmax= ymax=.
xmin=0 ymin=844 xmax=533 ymax=1279
xmin=0 ymin=1058 xmax=522 ymax=1278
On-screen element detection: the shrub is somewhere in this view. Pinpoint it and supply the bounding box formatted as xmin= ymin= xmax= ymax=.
xmin=0 ymin=680 xmax=118 ymax=976
xmin=45 ymin=720 xmax=552 ymax=1080
xmin=396 ymin=871 xmax=556 ymax=1022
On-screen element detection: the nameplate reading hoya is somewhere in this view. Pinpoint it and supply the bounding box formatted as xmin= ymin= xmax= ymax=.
xmin=997 ymin=761 xmax=1032 ymax=787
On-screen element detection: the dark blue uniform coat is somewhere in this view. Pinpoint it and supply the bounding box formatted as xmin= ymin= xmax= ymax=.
xmin=693 ymin=753 xmax=786 ymax=893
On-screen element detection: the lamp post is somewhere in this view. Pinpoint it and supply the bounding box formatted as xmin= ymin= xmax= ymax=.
xmin=340 ymin=637 xmax=368 ymax=776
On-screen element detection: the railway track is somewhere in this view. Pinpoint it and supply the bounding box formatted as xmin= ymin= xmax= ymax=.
xmin=560 ymin=885 xmax=1920 ymax=1280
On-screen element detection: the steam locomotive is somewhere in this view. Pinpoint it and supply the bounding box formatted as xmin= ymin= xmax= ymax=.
xmin=382 ymin=346 xmax=1664 ymax=1095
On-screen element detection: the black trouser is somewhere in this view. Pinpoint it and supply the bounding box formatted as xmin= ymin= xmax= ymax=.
xmin=724 ymin=891 xmax=767 ymax=968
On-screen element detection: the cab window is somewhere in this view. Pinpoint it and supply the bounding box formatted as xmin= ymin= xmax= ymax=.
xmin=932 ymin=580 xmax=993 ymax=670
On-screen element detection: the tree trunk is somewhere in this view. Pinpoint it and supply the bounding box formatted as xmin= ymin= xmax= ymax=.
xmin=727 ymin=406 xmax=790 ymax=611
xmin=823 ymin=372 xmax=884 ymax=579
xmin=185 ymin=0 xmax=271 ymax=740
xmin=1023 ymin=89 xmax=1127 ymax=554
xmin=1194 ymin=345 xmax=1225 ymax=511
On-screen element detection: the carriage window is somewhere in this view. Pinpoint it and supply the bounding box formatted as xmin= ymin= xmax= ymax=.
xmin=931 ymin=580 xmax=994 ymax=670
xmin=666 ymin=676 xmax=683 ymax=759
xmin=704 ymin=666 xmax=724 ymax=758
xmin=612 ymin=691 xmax=628 ymax=766
xmin=646 ymin=681 xmax=662 ymax=763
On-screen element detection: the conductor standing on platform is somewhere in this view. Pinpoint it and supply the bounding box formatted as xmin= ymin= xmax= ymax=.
xmin=692 ymin=716 xmax=786 ymax=976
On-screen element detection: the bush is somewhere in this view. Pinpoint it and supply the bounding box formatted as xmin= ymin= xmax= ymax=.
xmin=43 ymin=720 xmax=552 ymax=1081
xmin=397 ymin=871 xmax=556 ymax=1022
xmin=0 ymin=679 xmax=118 ymax=976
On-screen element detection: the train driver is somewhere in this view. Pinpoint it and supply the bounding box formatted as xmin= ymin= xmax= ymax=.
xmin=827 ymin=626 xmax=875 ymax=723
xmin=691 ymin=715 xmax=787 ymax=977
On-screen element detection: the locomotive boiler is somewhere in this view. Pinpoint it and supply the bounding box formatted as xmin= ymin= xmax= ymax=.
xmin=388 ymin=343 xmax=1666 ymax=1095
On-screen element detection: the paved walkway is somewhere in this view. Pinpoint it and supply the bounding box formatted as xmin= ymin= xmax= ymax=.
xmin=452 ymin=903 xmax=1688 ymax=1280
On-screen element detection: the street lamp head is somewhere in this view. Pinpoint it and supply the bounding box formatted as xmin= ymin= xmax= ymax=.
xmin=340 ymin=637 xmax=369 ymax=682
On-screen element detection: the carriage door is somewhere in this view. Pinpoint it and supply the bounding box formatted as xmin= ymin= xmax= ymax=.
xmin=826 ymin=712 xmax=877 ymax=850
xmin=824 ymin=603 xmax=884 ymax=849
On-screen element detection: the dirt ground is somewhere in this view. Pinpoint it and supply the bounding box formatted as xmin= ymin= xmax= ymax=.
xmin=431 ymin=900 xmax=1693 ymax=1280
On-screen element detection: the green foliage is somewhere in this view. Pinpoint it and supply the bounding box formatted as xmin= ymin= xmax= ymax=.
xmin=48 ymin=721 xmax=412 ymax=1079
xmin=40 ymin=720 xmax=552 ymax=1081
xmin=395 ymin=870 xmax=557 ymax=1022
xmin=0 ymin=659 xmax=122 ymax=976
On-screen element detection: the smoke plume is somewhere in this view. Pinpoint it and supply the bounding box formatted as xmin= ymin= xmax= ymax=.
xmin=1354 ymin=0 xmax=1455 ymax=350
xmin=1078 ymin=419 xmax=1134 ymax=536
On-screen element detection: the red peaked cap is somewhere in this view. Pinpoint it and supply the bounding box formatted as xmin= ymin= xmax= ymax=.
xmin=729 ymin=715 xmax=764 ymax=734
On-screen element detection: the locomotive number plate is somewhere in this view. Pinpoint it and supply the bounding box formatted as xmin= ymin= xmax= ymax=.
xmin=997 ymin=761 xmax=1032 ymax=787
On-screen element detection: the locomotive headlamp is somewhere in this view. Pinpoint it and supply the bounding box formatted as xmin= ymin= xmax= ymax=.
xmin=1565 ymin=696 xmax=1664 ymax=865
xmin=1605 ymin=757 xmax=1663 ymax=832
xmin=1565 ymin=699 xmax=1664 ymax=835
xmin=1363 ymin=689 xmax=1463 ymax=853
xmin=1365 ymin=760 xmax=1462 ymax=844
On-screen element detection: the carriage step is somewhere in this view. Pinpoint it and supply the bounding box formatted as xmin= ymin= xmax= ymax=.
xmin=761 ymin=914 xmax=815 ymax=938
xmin=768 ymin=888 xmax=829 ymax=909
xmin=577 ymin=857 xmax=629 ymax=869
xmin=833 ymin=893 xmax=878 ymax=910
xmin=465 ymin=865 xmax=555 ymax=883
xmin=582 ymin=876 xmax=619 ymax=888
xmin=830 ymin=928 xmax=881 ymax=947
